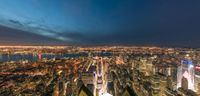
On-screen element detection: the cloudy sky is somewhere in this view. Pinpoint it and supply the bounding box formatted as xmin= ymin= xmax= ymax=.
xmin=0 ymin=0 xmax=200 ymax=47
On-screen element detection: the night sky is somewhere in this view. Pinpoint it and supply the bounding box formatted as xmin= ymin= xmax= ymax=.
xmin=0 ymin=0 xmax=200 ymax=47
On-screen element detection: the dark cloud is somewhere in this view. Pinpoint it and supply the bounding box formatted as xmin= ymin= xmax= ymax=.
xmin=0 ymin=25 xmax=66 ymax=45
xmin=9 ymin=19 xmax=23 ymax=26
xmin=0 ymin=0 xmax=200 ymax=47
xmin=55 ymin=20 xmax=200 ymax=47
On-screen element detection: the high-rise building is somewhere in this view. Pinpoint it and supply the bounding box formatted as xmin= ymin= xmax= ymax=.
xmin=195 ymin=65 xmax=200 ymax=91
xmin=78 ymin=84 xmax=94 ymax=96
xmin=197 ymin=83 xmax=200 ymax=95
xmin=122 ymin=86 xmax=137 ymax=96
xmin=181 ymin=77 xmax=188 ymax=90
xmin=150 ymin=75 xmax=160 ymax=95
xmin=177 ymin=57 xmax=195 ymax=91
xmin=167 ymin=76 xmax=173 ymax=90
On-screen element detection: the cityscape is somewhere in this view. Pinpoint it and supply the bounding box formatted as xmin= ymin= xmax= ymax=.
xmin=0 ymin=46 xmax=199 ymax=96
xmin=0 ymin=0 xmax=200 ymax=96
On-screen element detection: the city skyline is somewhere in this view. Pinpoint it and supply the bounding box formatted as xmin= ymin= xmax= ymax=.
xmin=1 ymin=1 xmax=200 ymax=95
xmin=0 ymin=0 xmax=200 ymax=47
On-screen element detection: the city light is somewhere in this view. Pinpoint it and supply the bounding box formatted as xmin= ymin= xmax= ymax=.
xmin=0 ymin=46 xmax=199 ymax=95
xmin=0 ymin=0 xmax=199 ymax=95
xmin=100 ymin=92 xmax=113 ymax=96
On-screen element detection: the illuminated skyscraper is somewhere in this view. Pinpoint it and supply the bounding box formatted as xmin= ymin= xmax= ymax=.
xmin=38 ymin=53 xmax=42 ymax=60
xmin=177 ymin=55 xmax=195 ymax=91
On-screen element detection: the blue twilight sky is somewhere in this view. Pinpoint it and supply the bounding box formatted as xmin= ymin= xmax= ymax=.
xmin=0 ymin=0 xmax=200 ymax=47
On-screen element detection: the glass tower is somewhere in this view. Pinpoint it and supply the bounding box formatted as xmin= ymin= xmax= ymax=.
xmin=177 ymin=58 xmax=195 ymax=91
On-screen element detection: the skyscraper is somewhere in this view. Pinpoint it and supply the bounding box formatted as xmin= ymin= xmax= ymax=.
xmin=177 ymin=55 xmax=195 ymax=91
xmin=181 ymin=77 xmax=188 ymax=90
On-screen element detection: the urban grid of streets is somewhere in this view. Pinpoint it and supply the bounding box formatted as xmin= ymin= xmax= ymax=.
xmin=0 ymin=46 xmax=200 ymax=96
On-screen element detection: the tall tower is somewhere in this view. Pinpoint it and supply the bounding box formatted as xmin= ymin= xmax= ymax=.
xmin=38 ymin=53 xmax=42 ymax=60
xmin=177 ymin=54 xmax=195 ymax=91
